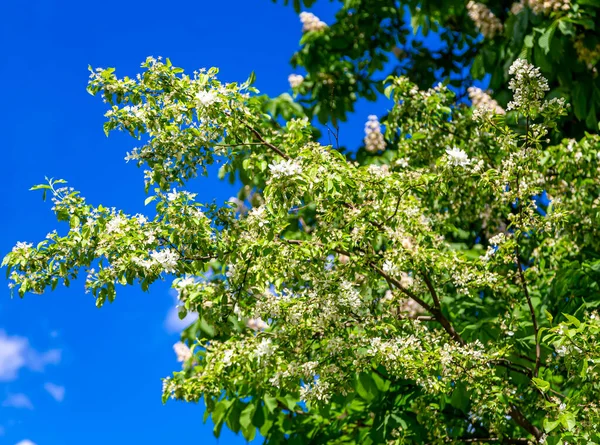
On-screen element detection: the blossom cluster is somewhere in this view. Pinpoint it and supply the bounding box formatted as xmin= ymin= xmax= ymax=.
xmin=268 ymin=159 xmax=302 ymax=179
xmin=466 ymin=1 xmax=503 ymax=39
xmin=507 ymin=58 xmax=549 ymax=112
xmin=288 ymin=74 xmax=304 ymax=89
xmin=528 ymin=0 xmax=570 ymax=14
xmin=510 ymin=0 xmax=570 ymax=15
xmin=364 ymin=115 xmax=386 ymax=153
xmin=299 ymin=12 xmax=327 ymax=33
xmin=468 ymin=86 xmax=505 ymax=115
xmin=445 ymin=147 xmax=471 ymax=167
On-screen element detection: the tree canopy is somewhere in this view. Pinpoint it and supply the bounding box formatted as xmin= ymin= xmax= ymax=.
xmin=4 ymin=1 xmax=600 ymax=444
xmin=275 ymin=0 xmax=600 ymax=137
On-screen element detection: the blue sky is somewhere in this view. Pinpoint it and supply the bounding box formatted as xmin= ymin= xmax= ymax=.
xmin=0 ymin=1 xmax=397 ymax=444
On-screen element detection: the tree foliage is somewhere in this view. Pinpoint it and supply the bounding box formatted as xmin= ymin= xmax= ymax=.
xmin=277 ymin=0 xmax=600 ymax=137
xmin=4 ymin=2 xmax=600 ymax=444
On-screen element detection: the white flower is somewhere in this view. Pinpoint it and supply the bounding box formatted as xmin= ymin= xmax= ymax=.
xmin=255 ymin=338 xmax=274 ymax=363
xmin=511 ymin=1 xmax=525 ymax=14
xmin=559 ymin=402 xmax=566 ymax=411
xmin=196 ymin=90 xmax=217 ymax=108
xmin=467 ymin=2 xmax=503 ymax=39
xmin=299 ymin=11 xmax=327 ymax=33
xmin=395 ymin=158 xmax=409 ymax=168
xmin=175 ymin=276 xmax=196 ymax=289
xmin=269 ymin=159 xmax=302 ymax=179
xmin=173 ymin=342 xmax=192 ymax=362
xmin=528 ymin=0 xmax=570 ymax=15
xmin=382 ymin=260 xmax=398 ymax=275
xmin=167 ymin=189 xmax=179 ymax=201
xmin=489 ymin=233 xmax=507 ymax=246
xmin=400 ymin=272 xmax=414 ymax=288
xmin=507 ymin=59 xmax=549 ymax=112
xmin=468 ymin=86 xmax=505 ymax=115
xmin=288 ymin=74 xmax=304 ymax=89
xmin=364 ymin=115 xmax=386 ymax=153
xmin=223 ymin=349 xmax=234 ymax=367
xmin=12 ymin=241 xmax=33 ymax=252
xmin=226 ymin=265 xmax=236 ymax=279
xmin=150 ymin=249 xmax=179 ymax=273
xmin=445 ymin=147 xmax=471 ymax=167
xmin=106 ymin=215 xmax=126 ymax=234
xmin=249 ymin=205 xmax=268 ymax=227
xmin=247 ymin=318 xmax=269 ymax=331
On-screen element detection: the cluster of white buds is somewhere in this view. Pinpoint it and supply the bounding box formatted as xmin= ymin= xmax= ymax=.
xmin=468 ymin=86 xmax=506 ymax=115
xmin=466 ymin=1 xmax=503 ymax=39
xmin=527 ymin=0 xmax=570 ymax=14
xmin=510 ymin=1 xmax=526 ymax=14
xmin=507 ymin=58 xmax=549 ymax=112
xmin=247 ymin=318 xmax=269 ymax=331
xmin=288 ymin=74 xmax=304 ymax=89
xmin=173 ymin=342 xmax=192 ymax=362
xmin=364 ymin=115 xmax=386 ymax=153
xmin=299 ymin=12 xmax=327 ymax=33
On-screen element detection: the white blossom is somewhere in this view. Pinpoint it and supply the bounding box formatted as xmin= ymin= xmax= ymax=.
xmin=299 ymin=11 xmax=327 ymax=33
xmin=196 ymin=90 xmax=217 ymax=108
xmin=255 ymin=338 xmax=274 ymax=363
xmin=173 ymin=342 xmax=192 ymax=362
xmin=288 ymin=74 xmax=304 ymax=88
xmin=507 ymin=59 xmax=549 ymax=112
xmin=445 ymin=147 xmax=471 ymax=167
xmin=364 ymin=115 xmax=386 ymax=153
xmin=269 ymin=159 xmax=302 ymax=179
xmin=167 ymin=189 xmax=179 ymax=201
xmin=467 ymin=2 xmax=503 ymax=39
xmin=223 ymin=349 xmax=234 ymax=367
xmin=105 ymin=215 xmax=126 ymax=234
xmin=150 ymin=249 xmax=179 ymax=273
xmin=527 ymin=0 xmax=570 ymax=14
xmin=247 ymin=318 xmax=269 ymax=331
xmin=12 ymin=242 xmax=33 ymax=252
xmin=468 ymin=86 xmax=505 ymax=115
xmin=383 ymin=260 xmax=398 ymax=275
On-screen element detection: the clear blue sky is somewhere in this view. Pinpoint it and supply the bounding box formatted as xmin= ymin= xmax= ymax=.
xmin=0 ymin=1 xmax=398 ymax=444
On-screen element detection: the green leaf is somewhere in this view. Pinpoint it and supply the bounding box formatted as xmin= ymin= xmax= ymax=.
xmin=573 ymin=83 xmax=589 ymax=120
xmin=532 ymin=377 xmax=550 ymax=391
xmin=264 ymin=394 xmax=278 ymax=414
xmin=539 ymin=23 xmax=557 ymax=55
xmin=544 ymin=418 xmax=561 ymax=433
xmin=560 ymin=412 xmax=576 ymax=431
xmin=240 ymin=402 xmax=256 ymax=430
xmin=581 ymin=359 xmax=588 ymax=378
xmin=356 ymin=373 xmax=379 ymax=402
xmin=199 ymin=317 xmax=215 ymax=338
xmin=562 ymin=313 xmax=581 ymax=328
xmin=471 ymin=54 xmax=485 ymax=79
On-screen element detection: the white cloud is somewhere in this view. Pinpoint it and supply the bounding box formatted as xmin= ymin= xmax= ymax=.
xmin=0 ymin=330 xmax=61 ymax=381
xmin=44 ymin=383 xmax=65 ymax=402
xmin=3 ymin=393 xmax=33 ymax=409
xmin=16 ymin=440 xmax=36 ymax=445
xmin=164 ymin=296 xmax=198 ymax=334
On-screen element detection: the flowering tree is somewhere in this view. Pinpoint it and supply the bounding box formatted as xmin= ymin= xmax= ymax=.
xmin=278 ymin=1 xmax=600 ymax=136
xmin=4 ymin=53 xmax=600 ymax=443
